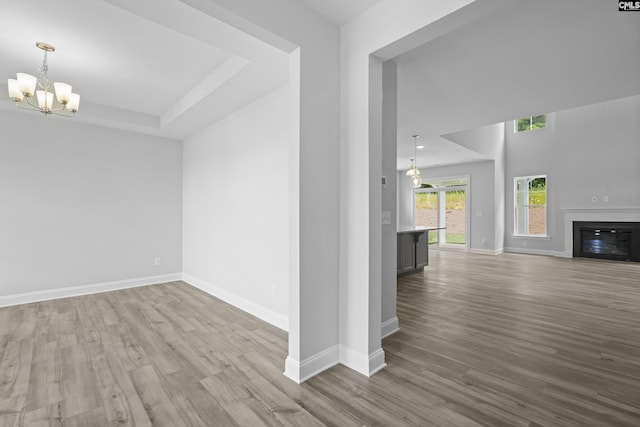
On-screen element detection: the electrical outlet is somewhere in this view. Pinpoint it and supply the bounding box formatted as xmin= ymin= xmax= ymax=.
xmin=154 ymin=257 xmax=162 ymax=266
xmin=603 ymin=196 xmax=609 ymax=203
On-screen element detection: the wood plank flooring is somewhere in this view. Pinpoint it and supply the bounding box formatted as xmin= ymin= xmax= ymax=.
xmin=0 ymin=251 xmax=639 ymax=426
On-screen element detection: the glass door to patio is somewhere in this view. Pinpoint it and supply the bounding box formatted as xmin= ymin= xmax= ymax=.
xmin=414 ymin=177 xmax=469 ymax=250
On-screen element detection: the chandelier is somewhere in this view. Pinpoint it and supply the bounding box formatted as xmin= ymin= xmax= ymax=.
xmin=7 ymin=42 xmax=80 ymax=116
xmin=406 ymin=135 xmax=422 ymax=188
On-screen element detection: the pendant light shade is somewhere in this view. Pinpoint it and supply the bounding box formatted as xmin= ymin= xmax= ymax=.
xmin=54 ymin=82 xmax=72 ymax=104
xmin=36 ymin=90 xmax=54 ymax=112
xmin=17 ymin=73 xmax=37 ymax=97
xmin=7 ymin=79 xmax=23 ymax=101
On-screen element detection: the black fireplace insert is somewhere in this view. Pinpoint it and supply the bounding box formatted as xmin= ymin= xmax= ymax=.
xmin=573 ymin=221 xmax=640 ymax=262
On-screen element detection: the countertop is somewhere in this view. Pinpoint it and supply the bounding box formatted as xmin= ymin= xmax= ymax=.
xmin=397 ymin=225 xmax=442 ymax=234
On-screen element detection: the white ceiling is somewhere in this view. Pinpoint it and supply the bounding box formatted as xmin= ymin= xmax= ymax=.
xmin=395 ymin=0 xmax=640 ymax=170
xmin=297 ymin=0 xmax=385 ymax=25
xmin=0 ymin=0 xmax=289 ymax=139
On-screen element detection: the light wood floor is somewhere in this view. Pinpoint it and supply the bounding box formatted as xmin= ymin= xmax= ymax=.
xmin=1 ymin=252 xmax=639 ymax=426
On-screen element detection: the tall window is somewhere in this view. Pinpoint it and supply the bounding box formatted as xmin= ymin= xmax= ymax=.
xmin=515 ymin=114 xmax=546 ymax=132
xmin=514 ymin=175 xmax=547 ymax=236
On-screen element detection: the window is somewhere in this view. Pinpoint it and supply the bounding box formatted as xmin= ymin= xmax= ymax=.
xmin=515 ymin=114 xmax=546 ymax=132
xmin=514 ymin=175 xmax=547 ymax=236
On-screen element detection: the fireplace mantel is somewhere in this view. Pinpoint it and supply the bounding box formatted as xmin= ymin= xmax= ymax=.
xmin=561 ymin=207 xmax=640 ymax=257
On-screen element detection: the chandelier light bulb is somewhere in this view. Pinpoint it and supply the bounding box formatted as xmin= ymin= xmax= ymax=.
xmin=411 ymin=173 xmax=422 ymax=189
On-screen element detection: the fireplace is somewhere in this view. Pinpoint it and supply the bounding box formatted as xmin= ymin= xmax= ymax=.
xmin=573 ymin=221 xmax=640 ymax=262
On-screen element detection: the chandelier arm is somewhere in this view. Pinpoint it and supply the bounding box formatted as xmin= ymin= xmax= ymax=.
xmin=50 ymin=110 xmax=75 ymax=118
xmin=19 ymin=97 xmax=67 ymax=114
xmin=15 ymin=102 xmax=74 ymax=117
xmin=23 ymin=97 xmax=41 ymax=111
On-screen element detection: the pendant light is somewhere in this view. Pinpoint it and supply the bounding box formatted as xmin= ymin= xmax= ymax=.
xmin=406 ymin=135 xmax=422 ymax=188
xmin=7 ymin=42 xmax=80 ymax=116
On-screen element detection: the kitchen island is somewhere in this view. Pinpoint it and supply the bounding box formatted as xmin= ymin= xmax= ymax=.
xmin=397 ymin=226 xmax=440 ymax=275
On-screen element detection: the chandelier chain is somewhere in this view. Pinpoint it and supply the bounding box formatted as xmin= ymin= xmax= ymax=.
xmin=37 ymin=51 xmax=49 ymax=90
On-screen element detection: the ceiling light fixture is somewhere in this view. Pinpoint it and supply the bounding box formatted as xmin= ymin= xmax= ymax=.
xmin=7 ymin=42 xmax=80 ymax=116
xmin=406 ymin=134 xmax=422 ymax=188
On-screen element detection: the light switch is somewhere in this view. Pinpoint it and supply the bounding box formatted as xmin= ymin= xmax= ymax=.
xmin=475 ymin=211 xmax=484 ymax=217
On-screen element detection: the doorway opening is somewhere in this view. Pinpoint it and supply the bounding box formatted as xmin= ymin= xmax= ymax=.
xmin=414 ymin=176 xmax=469 ymax=251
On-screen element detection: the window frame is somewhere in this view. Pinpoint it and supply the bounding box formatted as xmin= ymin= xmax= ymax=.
xmin=513 ymin=175 xmax=548 ymax=237
xmin=514 ymin=114 xmax=547 ymax=133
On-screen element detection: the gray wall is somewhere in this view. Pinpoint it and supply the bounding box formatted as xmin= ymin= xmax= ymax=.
xmin=505 ymin=95 xmax=640 ymax=254
xmin=0 ymin=109 xmax=183 ymax=295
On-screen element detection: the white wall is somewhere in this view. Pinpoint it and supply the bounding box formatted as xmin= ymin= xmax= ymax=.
xmin=0 ymin=110 xmax=182 ymax=300
xmin=182 ymin=85 xmax=290 ymax=329
xmin=505 ymin=95 xmax=640 ymax=255
xmin=398 ymin=160 xmax=497 ymax=251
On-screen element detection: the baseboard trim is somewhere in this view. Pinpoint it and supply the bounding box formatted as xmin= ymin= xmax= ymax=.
xmin=0 ymin=273 xmax=182 ymax=308
xmin=368 ymin=348 xmax=388 ymax=376
xmin=339 ymin=345 xmax=387 ymax=377
xmin=469 ymin=248 xmax=504 ymax=256
xmin=284 ymin=345 xmax=339 ymax=384
xmin=381 ymin=316 xmax=400 ymax=338
xmin=504 ymin=247 xmax=563 ymax=257
xmin=182 ymin=273 xmax=288 ymax=332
